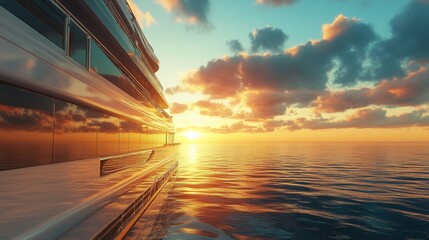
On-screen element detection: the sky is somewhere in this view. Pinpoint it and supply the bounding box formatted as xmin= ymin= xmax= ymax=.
xmin=129 ymin=0 xmax=429 ymax=143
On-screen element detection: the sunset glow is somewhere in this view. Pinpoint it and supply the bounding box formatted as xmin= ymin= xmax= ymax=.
xmin=0 ymin=1 xmax=428 ymax=239
xmin=135 ymin=0 xmax=429 ymax=142
xmin=184 ymin=130 xmax=201 ymax=140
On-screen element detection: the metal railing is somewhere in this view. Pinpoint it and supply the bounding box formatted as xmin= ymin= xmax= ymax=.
xmin=100 ymin=149 xmax=155 ymax=176
xmin=94 ymin=161 xmax=179 ymax=240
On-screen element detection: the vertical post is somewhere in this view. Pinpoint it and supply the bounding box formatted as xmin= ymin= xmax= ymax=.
xmin=64 ymin=15 xmax=70 ymax=55
xmin=51 ymin=99 xmax=56 ymax=164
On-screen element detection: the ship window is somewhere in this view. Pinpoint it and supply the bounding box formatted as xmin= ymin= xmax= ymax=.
xmin=128 ymin=121 xmax=142 ymax=152
xmin=146 ymin=126 xmax=164 ymax=149
xmin=90 ymin=39 xmax=142 ymax=99
xmin=1 ymin=0 xmax=66 ymax=49
xmin=119 ymin=118 xmax=130 ymax=154
xmin=120 ymin=119 xmax=141 ymax=153
xmin=141 ymin=125 xmax=148 ymax=150
xmin=96 ymin=114 xmax=120 ymax=157
xmin=69 ymin=21 xmax=88 ymax=68
xmin=0 ymin=82 xmax=54 ymax=171
xmin=53 ymin=100 xmax=98 ymax=162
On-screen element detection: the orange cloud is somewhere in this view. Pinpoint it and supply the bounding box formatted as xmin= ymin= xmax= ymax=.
xmin=322 ymin=14 xmax=360 ymax=40
xmin=166 ymin=3 xmax=429 ymax=134
xmin=170 ymin=102 xmax=188 ymax=114
xmin=315 ymin=67 xmax=429 ymax=113
xmin=128 ymin=0 xmax=157 ymax=28
xmin=193 ymin=100 xmax=233 ymax=117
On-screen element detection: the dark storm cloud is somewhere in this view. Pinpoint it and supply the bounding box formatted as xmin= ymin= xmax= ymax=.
xmin=250 ymin=26 xmax=288 ymax=53
xmin=226 ymin=40 xmax=244 ymax=54
xmin=368 ymin=0 xmax=429 ymax=80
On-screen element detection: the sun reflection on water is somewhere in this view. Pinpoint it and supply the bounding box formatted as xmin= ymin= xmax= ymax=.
xmin=158 ymin=143 xmax=429 ymax=240
xmin=188 ymin=144 xmax=197 ymax=163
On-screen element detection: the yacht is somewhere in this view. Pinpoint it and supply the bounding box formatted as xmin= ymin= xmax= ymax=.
xmin=0 ymin=0 xmax=177 ymax=239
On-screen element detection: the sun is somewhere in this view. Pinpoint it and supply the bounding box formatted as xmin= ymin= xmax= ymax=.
xmin=184 ymin=130 xmax=201 ymax=140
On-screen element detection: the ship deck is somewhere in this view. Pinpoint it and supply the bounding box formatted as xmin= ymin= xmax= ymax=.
xmin=0 ymin=145 xmax=179 ymax=239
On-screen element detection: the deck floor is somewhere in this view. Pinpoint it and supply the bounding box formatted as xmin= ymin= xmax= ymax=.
xmin=0 ymin=146 xmax=178 ymax=239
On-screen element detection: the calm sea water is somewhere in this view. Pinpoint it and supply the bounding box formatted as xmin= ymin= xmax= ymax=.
xmin=147 ymin=143 xmax=429 ymax=239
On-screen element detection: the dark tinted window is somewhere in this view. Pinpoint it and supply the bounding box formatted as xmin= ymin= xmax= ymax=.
xmin=85 ymin=0 xmax=135 ymax=53
xmin=1 ymin=0 xmax=66 ymax=48
xmin=90 ymin=39 xmax=142 ymax=99
xmin=0 ymin=82 xmax=54 ymax=171
xmin=69 ymin=21 xmax=88 ymax=67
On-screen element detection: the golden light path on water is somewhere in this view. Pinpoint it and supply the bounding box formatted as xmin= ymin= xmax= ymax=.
xmin=129 ymin=143 xmax=429 ymax=239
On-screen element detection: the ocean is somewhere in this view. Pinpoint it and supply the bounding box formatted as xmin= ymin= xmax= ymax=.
xmin=139 ymin=143 xmax=429 ymax=239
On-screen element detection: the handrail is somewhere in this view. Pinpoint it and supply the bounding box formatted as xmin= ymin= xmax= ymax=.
xmin=94 ymin=161 xmax=179 ymax=240
xmin=100 ymin=149 xmax=155 ymax=176
xmin=100 ymin=149 xmax=153 ymax=162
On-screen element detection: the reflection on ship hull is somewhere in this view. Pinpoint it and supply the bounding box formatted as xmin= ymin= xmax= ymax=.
xmin=0 ymin=0 xmax=175 ymax=171
xmin=0 ymin=1 xmax=178 ymax=238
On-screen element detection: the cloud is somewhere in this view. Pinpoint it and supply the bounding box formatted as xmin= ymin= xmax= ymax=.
xmin=244 ymin=91 xmax=288 ymax=118
xmin=315 ymin=67 xmax=429 ymax=113
xmin=368 ymin=0 xmax=429 ymax=80
xmin=263 ymin=119 xmax=291 ymax=132
xmin=179 ymin=56 xmax=243 ymax=98
xmin=168 ymin=3 xmax=429 ymax=133
xmin=156 ymin=0 xmax=211 ymax=27
xmin=170 ymin=102 xmax=189 ymax=114
xmin=180 ymin=121 xmax=264 ymax=134
xmin=256 ymin=0 xmax=297 ymax=6
xmin=227 ymin=40 xmax=244 ymax=54
xmin=193 ymin=100 xmax=233 ymax=117
xmin=322 ymin=14 xmax=360 ymax=41
xmin=250 ymin=26 xmax=288 ymax=53
xmin=182 ymin=14 xmax=374 ymax=93
xmin=0 ymin=108 xmax=53 ymax=132
xmin=321 ymin=14 xmax=376 ymax=86
xmin=97 ymin=121 xmax=120 ymax=133
xmin=287 ymin=108 xmax=429 ymax=130
xmin=179 ymin=107 xmax=429 ymax=133
xmin=120 ymin=120 xmax=142 ymax=132
xmin=128 ymin=0 xmax=157 ymax=28
xmin=165 ymin=85 xmax=184 ymax=95
xmin=171 ymin=15 xmax=376 ymax=119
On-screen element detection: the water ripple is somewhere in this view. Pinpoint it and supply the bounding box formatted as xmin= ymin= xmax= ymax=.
xmin=149 ymin=143 xmax=429 ymax=239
